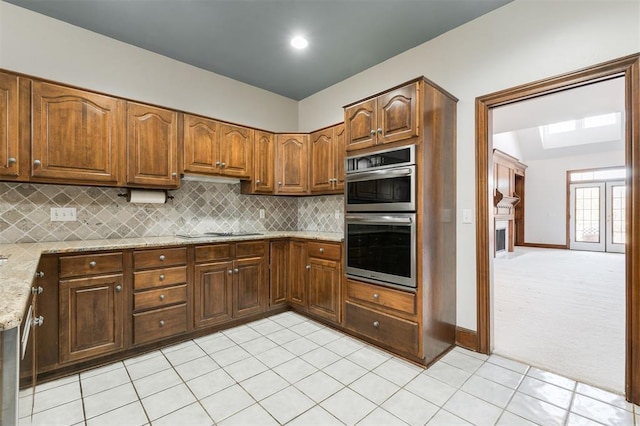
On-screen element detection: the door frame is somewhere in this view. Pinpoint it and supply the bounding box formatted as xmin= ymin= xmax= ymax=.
xmin=475 ymin=54 xmax=640 ymax=402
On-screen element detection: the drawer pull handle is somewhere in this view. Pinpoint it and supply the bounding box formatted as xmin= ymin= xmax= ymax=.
xmin=159 ymin=274 xmax=165 ymax=281
xmin=233 ymin=268 xmax=239 ymax=274
xmin=34 ymin=271 xmax=45 ymax=278
xmin=159 ymin=320 xmax=165 ymax=327
xmin=373 ymin=293 xmax=379 ymax=300
xmin=159 ymin=255 xmax=166 ymax=261
xmin=228 ymin=269 xmax=233 ymax=275
xmin=159 ymin=294 xmax=165 ymax=301
xmin=34 ymin=316 xmax=44 ymax=327
xmin=373 ymin=321 xmax=380 ymax=328
xmin=89 ymin=261 xmax=97 ymax=268
xmin=319 ymin=248 xmax=324 ymax=253
xmin=115 ymin=285 xmax=122 ymax=292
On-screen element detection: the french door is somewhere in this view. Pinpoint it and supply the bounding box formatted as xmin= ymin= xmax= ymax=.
xmin=569 ymin=181 xmax=625 ymax=253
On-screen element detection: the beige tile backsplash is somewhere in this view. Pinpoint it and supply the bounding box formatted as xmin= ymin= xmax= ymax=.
xmin=0 ymin=181 xmax=343 ymax=244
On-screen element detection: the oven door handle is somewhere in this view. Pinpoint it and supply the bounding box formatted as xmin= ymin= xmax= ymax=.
xmin=346 ymin=167 xmax=413 ymax=182
xmin=346 ymin=215 xmax=413 ymax=224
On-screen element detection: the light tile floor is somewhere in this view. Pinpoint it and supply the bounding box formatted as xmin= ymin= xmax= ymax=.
xmin=18 ymin=312 xmax=638 ymax=425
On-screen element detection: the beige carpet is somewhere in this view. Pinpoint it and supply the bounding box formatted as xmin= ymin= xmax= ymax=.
xmin=493 ymin=247 xmax=625 ymax=393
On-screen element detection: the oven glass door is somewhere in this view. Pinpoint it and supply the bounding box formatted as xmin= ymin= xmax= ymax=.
xmin=346 ymin=165 xmax=415 ymax=212
xmin=345 ymin=214 xmax=416 ymax=289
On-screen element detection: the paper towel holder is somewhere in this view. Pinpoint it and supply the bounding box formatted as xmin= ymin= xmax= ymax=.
xmin=117 ymin=189 xmax=174 ymax=202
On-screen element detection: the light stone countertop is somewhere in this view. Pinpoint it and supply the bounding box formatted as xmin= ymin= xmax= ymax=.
xmin=0 ymin=231 xmax=343 ymax=331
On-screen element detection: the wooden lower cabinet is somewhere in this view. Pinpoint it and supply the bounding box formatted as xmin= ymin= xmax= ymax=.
xmin=288 ymin=241 xmax=307 ymax=309
xmin=233 ymin=256 xmax=264 ymax=318
xmin=194 ymin=261 xmax=233 ymax=328
xmin=133 ymin=304 xmax=188 ymax=345
xmin=268 ymin=240 xmax=288 ymax=308
xmin=58 ymin=274 xmax=125 ymax=364
xmin=307 ymin=257 xmax=340 ymax=323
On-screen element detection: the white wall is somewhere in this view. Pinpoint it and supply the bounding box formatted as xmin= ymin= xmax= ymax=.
xmin=524 ymin=150 xmax=625 ymax=245
xmin=298 ymin=0 xmax=640 ymax=330
xmin=0 ymin=2 xmax=298 ymax=132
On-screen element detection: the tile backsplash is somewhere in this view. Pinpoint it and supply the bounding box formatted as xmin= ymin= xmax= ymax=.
xmin=0 ymin=181 xmax=344 ymax=244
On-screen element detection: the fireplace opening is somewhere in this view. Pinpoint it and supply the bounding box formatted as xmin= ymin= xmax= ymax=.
xmin=496 ymin=228 xmax=506 ymax=252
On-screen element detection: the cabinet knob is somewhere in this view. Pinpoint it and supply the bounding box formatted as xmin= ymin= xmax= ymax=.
xmin=373 ymin=321 xmax=380 ymax=328
xmin=278 ymin=181 xmax=282 ymax=186
xmin=228 ymin=269 xmax=233 ymax=275
xmin=159 ymin=274 xmax=165 ymax=281
xmin=7 ymin=157 xmax=16 ymax=165
xmin=370 ymin=130 xmax=376 ymax=136
xmin=233 ymin=268 xmax=239 ymax=273
xmin=159 ymin=294 xmax=165 ymax=301
xmin=33 ymin=159 xmax=41 ymax=166
xmin=306 ymin=265 xmax=311 ymax=270
xmin=377 ymin=128 xmax=382 ymax=134
xmin=115 ymin=285 xmax=122 ymax=292
xmin=221 ymin=162 xmax=226 ymax=168
xmin=215 ymin=161 xmax=221 ymax=167
xmin=256 ymin=179 xmax=261 ymax=184
xmin=34 ymin=271 xmax=45 ymax=278
xmin=34 ymin=316 xmax=44 ymax=327
xmin=319 ymin=248 xmax=324 ymax=253
xmin=31 ymin=286 xmax=43 ymax=295
xmin=159 ymin=255 xmax=166 ymax=261
xmin=159 ymin=320 xmax=165 ymax=327
xmin=89 ymin=261 xmax=97 ymax=268
xmin=373 ymin=293 xmax=379 ymax=300
xmin=171 ymin=172 xmax=177 ymax=178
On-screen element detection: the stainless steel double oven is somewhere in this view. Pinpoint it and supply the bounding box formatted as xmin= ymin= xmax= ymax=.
xmin=345 ymin=145 xmax=417 ymax=291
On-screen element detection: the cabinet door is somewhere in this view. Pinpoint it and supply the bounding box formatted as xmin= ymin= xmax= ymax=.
xmin=333 ymin=123 xmax=346 ymax=191
xmin=275 ymin=134 xmax=309 ymax=194
xmin=233 ymin=256 xmax=265 ymax=318
xmin=0 ymin=72 xmax=19 ymax=177
xmin=288 ymin=241 xmax=307 ymax=308
xmin=32 ymin=82 xmax=124 ymax=183
xmin=59 ymin=274 xmax=124 ymax=364
xmin=345 ymin=99 xmax=376 ymax=152
xmin=310 ymin=128 xmax=333 ymax=193
xmin=377 ymin=83 xmax=418 ymax=145
xmin=193 ymin=261 xmax=233 ymax=328
xmin=183 ymin=114 xmax=219 ymax=174
xmin=126 ymin=102 xmax=179 ymax=188
xmin=219 ymin=123 xmax=253 ymax=178
xmin=269 ymin=241 xmax=288 ymax=308
xmin=252 ymin=130 xmax=274 ymax=193
xmin=307 ymin=257 xmax=341 ymax=323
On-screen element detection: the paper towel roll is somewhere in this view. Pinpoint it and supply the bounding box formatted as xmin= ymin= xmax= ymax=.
xmin=127 ymin=189 xmax=167 ymax=204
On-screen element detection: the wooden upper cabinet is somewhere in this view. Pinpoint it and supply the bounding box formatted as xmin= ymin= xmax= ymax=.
xmin=334 ymin=124 xmax=346 ymax=191
xmin=31 ymin=82 xmax=124 ymax=184
xmin=251 ymin=130 xmax=275 ymax=193
xmin=310 ymin=128 xmax=333 ymax=193
xmin=183 ymin=114 xmax=219 ymax=174
xmin=0 ymin=72 xmax=19 ymax=178
xmin=275 ymin=134 xmax=309 ymax=194
xmin=345 ymin=99 xmax=377 ymax=151
xmin=345 ymin=82 xmax=419 ymax=151
xmin=219 ymin=123 xmax=253 ymax=179
xmin=126 ymin=102 xmax=179 ymax=188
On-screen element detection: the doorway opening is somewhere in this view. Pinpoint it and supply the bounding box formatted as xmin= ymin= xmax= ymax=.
xmin=475 ymin=54 xmax=640 ymax=402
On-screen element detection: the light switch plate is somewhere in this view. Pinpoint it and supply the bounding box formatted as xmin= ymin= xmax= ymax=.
xmin=50 ymin=207 xmax=77 ymax=222
xmin=462 ymin=209 xmax=473 ymax=224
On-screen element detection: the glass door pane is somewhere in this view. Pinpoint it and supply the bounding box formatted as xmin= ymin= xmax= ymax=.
xmin=606 ymin=181 xmax=626 ymax=253
xmin=570 ymin=183 xmax=605 ymax=251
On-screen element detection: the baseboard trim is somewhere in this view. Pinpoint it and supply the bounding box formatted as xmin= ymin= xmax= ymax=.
xmin=516 ymin=242 xmax=568 ymax=250
xmin=455 ymin=327 xmax=479 ymax=352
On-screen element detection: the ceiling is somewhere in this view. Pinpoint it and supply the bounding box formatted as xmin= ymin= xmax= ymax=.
xmin=5 ymin=0 xmax=513 ymax=100
xmin=492 ymin=77 xmax=626 ymax=162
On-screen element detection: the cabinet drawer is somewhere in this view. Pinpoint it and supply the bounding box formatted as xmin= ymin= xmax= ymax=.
xmin=235 ymin=240 xmax=265 ymax=258
xmin=134 ymin=284 xmax=187 ymax=311
xmin=307 ymin=241 xmax=341 ymax=261
xmin=60 ymin=252 xmax=123 ymax=278
xmin=347 ymin=279 xmax=416 ymax=315
xmin=134 ymin=247 xmax=186 ymax=270
xmin=195 ymin=244 xmax=233 ymax=263
xmin=134 ymin=266 xmax=187 ymax=290
xmin=133 ymin=303 xmax=187 ymax=345
xmin=345 ymin=302 xmax=419 ymax=355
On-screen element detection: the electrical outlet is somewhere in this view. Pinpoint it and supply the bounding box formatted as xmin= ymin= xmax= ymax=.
xmin=259 ymin=209 xmax=265 ymax=219
xmin=50 ymin=207 xmax=77 ymax=222
xmin=462 ymin=208 xmax=472 ymax=224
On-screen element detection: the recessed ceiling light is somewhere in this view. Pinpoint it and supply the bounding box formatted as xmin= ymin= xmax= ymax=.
xmin=291 ymin=36 xmax=308 ymax=50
